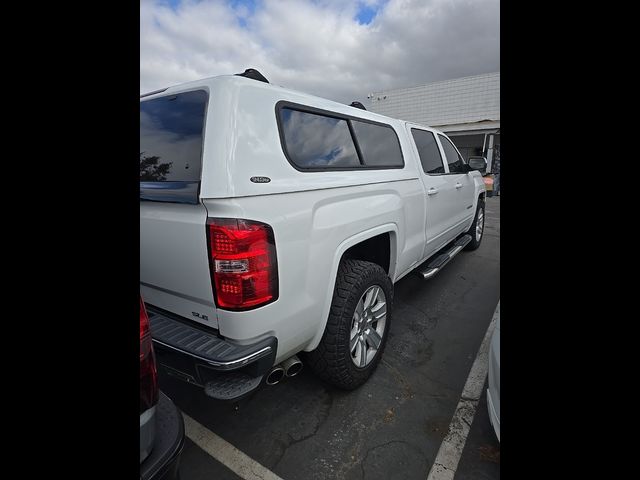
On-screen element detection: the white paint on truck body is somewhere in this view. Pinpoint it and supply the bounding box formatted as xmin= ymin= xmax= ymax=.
xmin=140 ymin=74 xmax=485 ymax=364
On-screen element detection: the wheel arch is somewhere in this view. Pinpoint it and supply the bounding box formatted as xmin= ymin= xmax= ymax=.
xmin=304 ymin=223 xmax=398 ymax=352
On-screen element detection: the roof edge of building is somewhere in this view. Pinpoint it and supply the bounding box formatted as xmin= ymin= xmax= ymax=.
xmin=369 ymin=71 xmax=500 ymax=97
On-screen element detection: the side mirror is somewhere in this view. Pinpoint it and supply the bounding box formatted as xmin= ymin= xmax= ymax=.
xmin=468 ymin=156 xmax=487 ymax=172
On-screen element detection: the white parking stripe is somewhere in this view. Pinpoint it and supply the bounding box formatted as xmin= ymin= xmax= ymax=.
xmin=426 ymin=301 xmax=500 ymax=480
xmin=183 ymin=412 xmax=284 ymax=480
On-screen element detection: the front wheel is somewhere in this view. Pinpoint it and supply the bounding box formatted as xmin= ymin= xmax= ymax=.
xmin=464 ymin=199 xmax=485 ymax=251
xmin=306 ymin=259 xmax=393 ymax=390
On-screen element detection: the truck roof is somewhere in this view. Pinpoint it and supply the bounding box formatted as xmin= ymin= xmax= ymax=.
xmin=140 ymin=74 xmax=429 ymax=131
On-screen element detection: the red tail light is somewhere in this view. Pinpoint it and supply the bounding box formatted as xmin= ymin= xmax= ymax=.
xmin=206 ymin=218 xmax=279 ymax=310
xmin=140 ymin=296 xmax=158 ymax=414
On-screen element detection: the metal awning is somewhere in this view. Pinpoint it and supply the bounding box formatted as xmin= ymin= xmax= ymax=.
xmin=446 ymin=128 xmax=500 ymax=137
xmin=435 ymin=120 xmax=500 ymax=136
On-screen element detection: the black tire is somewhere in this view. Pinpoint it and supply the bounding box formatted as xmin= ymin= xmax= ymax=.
xmin=464 ymin=198 xmax=485 ymax=251
xmin=306 ymin=259 xmax=393 ymax=390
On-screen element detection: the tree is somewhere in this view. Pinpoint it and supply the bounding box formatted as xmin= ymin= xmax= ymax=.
xmin=140 ymin=152 xmax=172 ymax=181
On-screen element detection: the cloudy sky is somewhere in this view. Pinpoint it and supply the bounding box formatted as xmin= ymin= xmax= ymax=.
xmin=141 ymin=0 xmax=499 ymax=104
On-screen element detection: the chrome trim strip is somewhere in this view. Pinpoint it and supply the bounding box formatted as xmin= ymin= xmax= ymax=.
xmin=151 ymin=339 xmax=272 ymax=370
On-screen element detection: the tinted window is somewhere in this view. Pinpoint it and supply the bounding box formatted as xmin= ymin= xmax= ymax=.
xmin=140 ymin=90 xmax=207 ymax=182
xmin=438 ymin=134 xmax=467 ymax=174
xmin=411 ymin=129 xmax=445 ymax=174
xmin=351 ymin=121 xmax=403 ymax=167
xmin=280 ymin=108 xmax=360 ymax=168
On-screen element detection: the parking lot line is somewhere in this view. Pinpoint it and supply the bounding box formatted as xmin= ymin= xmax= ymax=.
xmin=426 ymin=301 xmax=500 ymax=480
xmin=183 ymin=412 xmax=284 ymax=480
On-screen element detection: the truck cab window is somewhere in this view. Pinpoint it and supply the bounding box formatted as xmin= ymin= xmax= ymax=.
xmin=411 ymin=129 xmax=445 ymax=174
xmin=438 ymin=134 xmax=467 ymax=174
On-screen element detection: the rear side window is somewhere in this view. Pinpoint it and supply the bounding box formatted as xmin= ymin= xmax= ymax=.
xmin=278 ymin=105 xmax=404 ymax=170
xmin=438 ymin=134 xmax=467 ymax=174
xmin=351 ymin=121 xmax=403 ymax=167
xmin=411 ymin=129 xmax=445 ymax=174
xmin=140 ymin=90 xmax=208 ymax=203
xmin=279 ymin=108 xmax=360 ymax=168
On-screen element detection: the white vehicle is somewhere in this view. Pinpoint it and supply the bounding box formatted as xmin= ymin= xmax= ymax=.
xmin=488 ymin=315 xmax=500 ymax=442
xmin=140 ymin=69 xmax=487 ymax=400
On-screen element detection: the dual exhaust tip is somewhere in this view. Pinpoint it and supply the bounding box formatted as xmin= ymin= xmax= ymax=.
xmin=265 ymin=355 xmax=303 ymax=385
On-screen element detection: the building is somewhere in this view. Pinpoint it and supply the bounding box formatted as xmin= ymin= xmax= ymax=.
xmin=366 ymin=72 xmax=500 ymax=171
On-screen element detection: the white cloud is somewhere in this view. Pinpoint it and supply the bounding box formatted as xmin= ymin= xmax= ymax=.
xmin=140 ymin=0 xmax=499 ymax=104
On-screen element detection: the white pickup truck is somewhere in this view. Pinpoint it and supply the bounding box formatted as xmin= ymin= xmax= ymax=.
xmin=140 ymin=69 xmax=486 ymax=401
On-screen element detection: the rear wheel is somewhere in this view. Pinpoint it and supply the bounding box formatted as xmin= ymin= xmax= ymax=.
xmin=307 ymin=259 xmax=393 ymax=390
xmin=464 ymin=199 xmax=485 ymax=251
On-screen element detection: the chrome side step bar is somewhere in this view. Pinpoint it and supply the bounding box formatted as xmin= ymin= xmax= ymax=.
xmin=418 ymin=234 xmax=472 ymax=280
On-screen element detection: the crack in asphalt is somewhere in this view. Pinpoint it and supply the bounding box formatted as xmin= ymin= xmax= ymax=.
xmin=270 ymin=389 xmax=334 ymax=472
xmin=460 ymin=415 xmax=473 ymax=429
xmin=270 ymin=356 xmax=448 ymax=478
xmin=461 ymin=395 xmax=481 ymax=402
xmin=325 ymin=363 xmax=420 ymax=479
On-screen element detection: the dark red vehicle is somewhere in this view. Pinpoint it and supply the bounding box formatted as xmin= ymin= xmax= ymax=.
xmin=140 ymin=296 xmax=185 ymax=480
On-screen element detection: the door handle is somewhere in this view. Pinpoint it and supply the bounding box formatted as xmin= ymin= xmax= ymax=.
xmin=427 ymin=188 xmax=439 ymax=196
xmin=455 ymin=182 xmax=463 ymax=189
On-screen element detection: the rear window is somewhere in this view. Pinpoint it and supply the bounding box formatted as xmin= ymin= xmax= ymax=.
xmin=278 ymin=105 xmax=404 ymax=170
xmin=140 ymin=89 xmax=208 ymax=203
xmin=351 ymin=121 xmax=403 ymax=167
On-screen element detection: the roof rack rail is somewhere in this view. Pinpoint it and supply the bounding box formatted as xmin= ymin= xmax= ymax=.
xmin=140 ymin=87 xmax=169 ymax=99
xmin=235 ymin=68 xmax=269 ymax=84
xmin=350 ymin=101 xmax=366 ymax=110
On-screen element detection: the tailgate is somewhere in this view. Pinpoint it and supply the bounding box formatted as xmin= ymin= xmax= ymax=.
xmin=140 ymin=88 xmax=218 ymax=329
xmin=140 ymin=202 xmax=218 ymax=329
